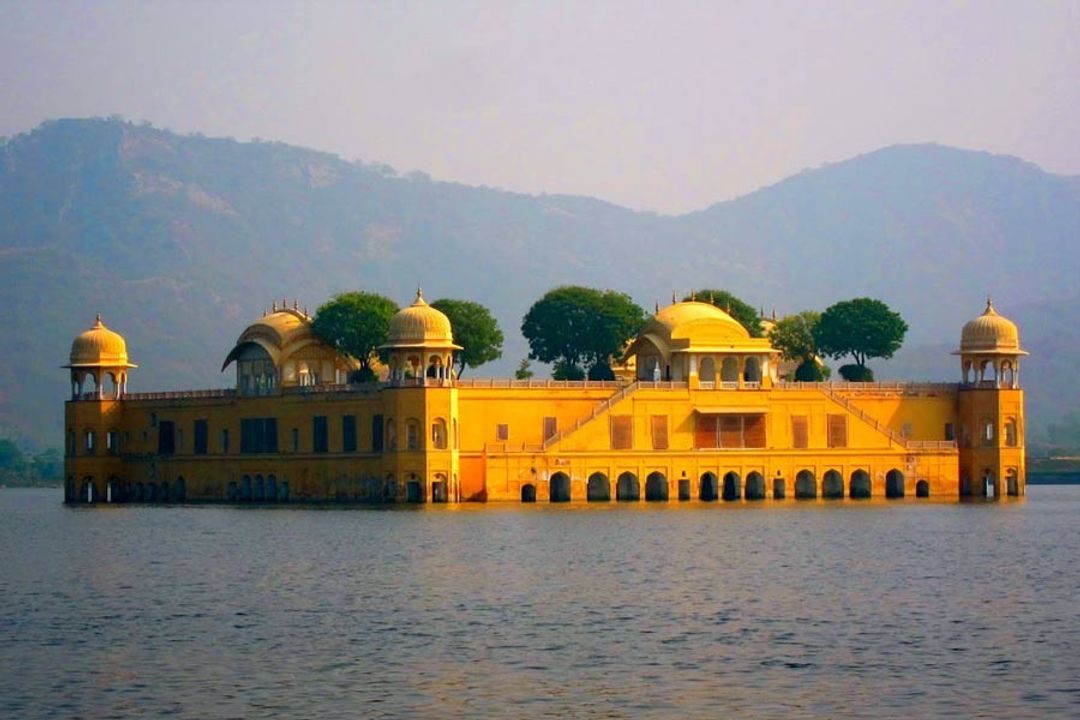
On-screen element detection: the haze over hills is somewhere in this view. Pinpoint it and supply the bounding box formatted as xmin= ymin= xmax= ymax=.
xmin=2 ymin=118 xmax=1078 ymax=446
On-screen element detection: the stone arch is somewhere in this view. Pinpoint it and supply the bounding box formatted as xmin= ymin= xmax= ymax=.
xmin=850 ymin=469 xmax=872 ymax=499
xmin=81 ymin=476 xmax=97 ymax=503
xmin=405 ymin=418 xmax=421 ymax=451
xmin=521 ymin=483 xmax=537 ymax=503
xmin=432 ymin=473 xmax=449 ymax=503
xmin=916 ymin=480 xmax=930 ymax=498
xmin=962 ymin=359 xmax=974 ymax=384
xmin=550 ymin=472 xmax=571 ymax=502
xmin=773 ymin=477 xmax=786 ymax=499
xmin=587 ymin=472 xmax=610 ymax=502
xmin=822 ymin=470 xmax=844 ymax=499
xmin=982 ymin=469 xmax=998 ymax=498
xmin=795 ymin=470 xmax=816 ymax=499
xmin=886 ymin=469 xmax=905 ymax=499
xmin=1004 ymin=417 xmax=1018 ymax=447
xmin=616 ymin=472 xmax=640 ymax=501
xmin=645 ymin=472 xmax=668 ymax=501
xmin=699 ymin=356 xmax=716 ymax=383
xmin=406 ymin=476 xmax=423 ymax=503
xmin=1001 ymin=361 xmax=1015 ymax=387
xmin=1006 ymin=468 xmax=1019 ymax=497
xmin=699 ymin=472 xmax=718 ymax=501
xmin=107 ymin=476 xmax=121 ymax=503
xmin=745 ymin=472 xmax=765 ymax=500
xmin=722 ymin=471 xmax=741 ymax=501
xmin=721 ymin=357 xmax=739 ymax=383
xmin=744 ymin=356 xmax=762 ymax=383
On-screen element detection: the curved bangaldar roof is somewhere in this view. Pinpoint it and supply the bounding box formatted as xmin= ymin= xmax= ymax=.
xmin=65 ymin=314 xmax=138 ymax=369
xmin=627 ymin=301 xmax=775 ymax=357
xmin=956 ymin=298 xmax=1028 ymax=356
xmin=381 ymin=290 xmax=462 ymax=351
xmin=221 ymin=304 xmax=324 ymax=370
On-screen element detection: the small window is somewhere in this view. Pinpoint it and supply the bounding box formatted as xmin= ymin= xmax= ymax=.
xmin=106 ymin=429 xmax=120 ymax=455
xmin=827 ymin=415 xmax=847 ymax=448
xmin=944 ymin=423 xmax=955 ymax=441
xmin=221 ymin=428 xmax=230 ymax=454
xmin=194 ymin=420 xmax=208 ymax=455
xmin=372 ymin=415 xmax=384 ymax=452
xmin=406 ymin=419 xmax=420 ymax=451
xmin=496 ymin=423 xmax=509 ymax=441
xmin=982 ymin=418 xmax=995 ymax=446
xmin=1004 ymin=418 xmax=1018 ymax=447
xmin=901 ymin=422 xmax=913 ymax=439
xmin=84 ymin=429 xmax=96 ymax=454
xmin=792 ymin=416 xmax=808 ymax=449
xmin=650 ymin=415 xmax=668 ymax=450
xmin=611 ymin=416 xmax=632 ymax=450
xmin=291 ymin=428 xmax=300 ymax=452
xmin=342 ymin=415 xmax=357 ymax=453
xmin=313 ymin=416 xmax=328 ymax=453
xmin=157 ymin=421 xmax=175 ymax=455
xmin=543 ymin=417 xmax=557 ymax=442
xmin=432 ymin=418 xmax=447 ymax=450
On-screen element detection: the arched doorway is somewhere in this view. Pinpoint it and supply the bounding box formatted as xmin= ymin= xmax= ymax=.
xmin=886 ymin=469 xmax=905 ymax=499
xmin=265 ymin=475 xmax=276 ymax=503
xmin=645 ymin=472 xmax=668 ymax=501
xmin=822 ymin=470 xmax=843 ymax=499
xmin=254 ymin=475 xmax=265 ymax=502
xmin=81 ymin=477 xmax=97 ymax=503
xmin=850 ymin=470 xmax=871 ymax=499
xmin=108 ymin=476 xmax=121 ymax=503
xmin=916 ymin=480 xmax=930 ymax=498
xmin=795 ymin=470 xmax=816 ymax=499
xmin=773 ymin=478 xmax=786 ymax=499
xmin=550 ymin=472 xmax=571 ymax=502
xmin=678 ymin=477 xmax=691 ymax=500
xmin=432 ymin=474 xmax=448 ymax=503
xmin=521 ymin=483 xmax=537 ymax=503
xmin=721 ymin=357 xmax=739 ymax=383
xmin=174 ymin=477 xmax=187 ymax=502
xmin=280 ymin=480 xmax=290 ymax=503
xmin=587 ymin=473 xmax=610 ymax=502
xmin=406 ymin=479 xmax=423 ymax=503
xmin=1006 ymin=469 xmax=1019 ymax=497
xmin=983 ymin=470 xmax=997 ymax=499
xmin=744 ymin=357 xmax=762 ymax=383
xmin=722 ymin=471 xmax=741 ymax=501
xmin=745 ymin=472 xmax=765 ymax=500
xmin=699 ymin=472 xmax=718 ymax=501
xmin=240 ymin=475 xmax=252 ymax=502
xmin=616 ymin=472 xmax=639 ymax=501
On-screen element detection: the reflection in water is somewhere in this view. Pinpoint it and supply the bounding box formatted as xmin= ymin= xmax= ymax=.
xmin=1 ymin=487 xmax=1079 ymax=719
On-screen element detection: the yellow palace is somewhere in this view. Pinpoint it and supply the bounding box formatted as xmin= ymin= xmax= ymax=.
xmin=63 ymin=293 xmax=1026 ymax=505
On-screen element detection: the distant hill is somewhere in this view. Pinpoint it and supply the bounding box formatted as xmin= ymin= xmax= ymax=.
xmin=2 ymin=118 xmax=1079 ymax=446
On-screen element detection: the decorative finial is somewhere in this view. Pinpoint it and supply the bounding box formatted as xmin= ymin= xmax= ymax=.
xmin=272 ymin=300 xmax=277 ymax=312
xmin=293 ymin=298 xmax=299 ymax=310
xmin=95 ymin=312 xmax=102 ymax=324
xmin=672 ymin=292 xmax=677 ymax=304
xmin=771 ymin=307 xmax=776 ymax=321
xmin=654 ymin=300 xmax=660 ymax=313
xmin=759 ymin=305 xmax=764 ymax=318
xmin=303 ymin=306 xmax=308 ymax=317
xmin=725 ymin=302 xmax=732 ymax=314
xmin=416 ymin=286 xmax=424 ymax=300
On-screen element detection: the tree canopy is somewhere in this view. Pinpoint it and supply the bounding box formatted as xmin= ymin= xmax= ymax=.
xmin=814 ymin=297 xmax=908 ymax=372
xmin=683 ymin=289 xmax=765 ymax=337
xmin=430 ymin=298 xmax=504 ymax=377
xmin=768 ymin=310 xmax=829 ymax=381
xmin=311 ymin=291 xmax=399 ymax=381
xmin=521 ymin=286 xmax=646 ymax=380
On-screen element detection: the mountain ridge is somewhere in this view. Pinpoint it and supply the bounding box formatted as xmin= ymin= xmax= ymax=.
xmin=2 ymin=118 xmax=1078 ymax=446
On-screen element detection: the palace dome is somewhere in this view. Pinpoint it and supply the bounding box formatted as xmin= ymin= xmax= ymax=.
xmin=652 ymin=301 xmax=751 ymax=342
xmin=387 ymin=290 xmax=455 ymax=346
xmin=959 ymin=299 xmax=1024 ymax=354
xmin=68 ymin=314 xmax=134 ymax=367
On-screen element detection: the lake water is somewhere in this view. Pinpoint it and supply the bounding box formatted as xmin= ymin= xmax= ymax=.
xmin=2 ymin=487 xmax=1079 ymax=719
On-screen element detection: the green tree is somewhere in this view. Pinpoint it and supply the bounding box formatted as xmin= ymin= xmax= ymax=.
xmin=311 ymin=291 xmax=399 ymax=381
xmin=768 ymin=310 xmax=829 ymax=381
xmin=814 ymin=297 xmax=908 ymax=379
xmin=521 ymin=286 xmax=645 ymax=380
xmin=514 ymin=358 xmax=534 ymax=380
xmin=684 ymin=289 xmax=765 ymax=337
xmin=430 ymin=298 xmax=504 ymax=377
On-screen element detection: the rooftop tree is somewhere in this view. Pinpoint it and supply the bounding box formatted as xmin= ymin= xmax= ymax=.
xmin=522 ymin=286 xmax=646 ymax=380
xmin=311 ymin=291 xmax=399 ymax=381
xmin=768 ymin=310 xmax=829 ymax=381
xmin=430 ymin=298 xmax=504 ymax=377
xmin=813 ymin=297 xmax=907 ymax=381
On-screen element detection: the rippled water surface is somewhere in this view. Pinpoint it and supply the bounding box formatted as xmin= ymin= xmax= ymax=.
xmin=3 ymin=487 xmax=1080 ymax=719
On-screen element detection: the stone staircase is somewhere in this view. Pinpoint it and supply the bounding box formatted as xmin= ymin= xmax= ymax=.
xmin=543 ymin=382 xmax=640 ymax=450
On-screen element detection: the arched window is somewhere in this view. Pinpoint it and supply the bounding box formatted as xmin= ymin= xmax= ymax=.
xmin=84 ymin=429 xmax=96 ymax=454
xmin=406 ymin=419 xmax=421 ymax=451
xmin=982 ymin=418 xmax=995 ymax=446
xmin=699 ymin=357 xmax=716 ymax=383
xmin=721 ymin=357 xmax=739 ymax=383
xmin=432 ymin=418 xmax=448 ymax=450
xmin=1004 ymin=418 xmax=1018 ymax=447
xmin=386 ymin=418 xmax=397 ymax=450
xmin=744 ymin=357 xmax=762 ymax=383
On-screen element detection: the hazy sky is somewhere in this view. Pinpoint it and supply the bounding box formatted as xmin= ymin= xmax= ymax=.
xmin=2 ymin=1 xmax=1077 ymax=213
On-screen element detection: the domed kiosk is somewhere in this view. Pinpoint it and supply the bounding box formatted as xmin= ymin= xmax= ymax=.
xmin=221 ymin=301 xmax=356 ymax=395
xmin=381 ymin=290 xmax=461 ymax=386
xmin=955 ymin=298 xmax=1027 ymax=388
xmin=64 ymin=314 xmax=137 ymax=400
xmin=626 ymin=300 xmax=777 ymax=387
